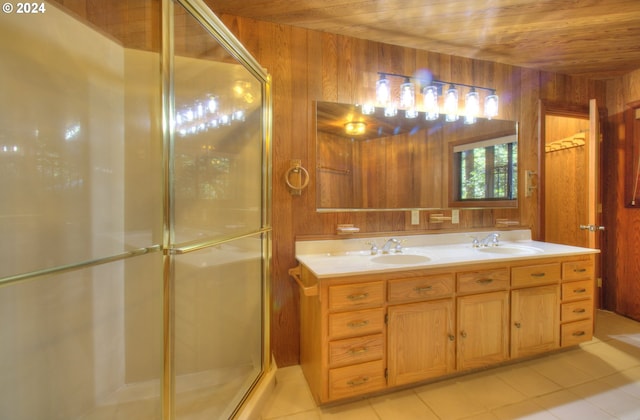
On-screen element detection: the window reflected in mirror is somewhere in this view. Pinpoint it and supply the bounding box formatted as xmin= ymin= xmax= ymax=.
xmin=454 ymin=136 xmax=518 ymax=201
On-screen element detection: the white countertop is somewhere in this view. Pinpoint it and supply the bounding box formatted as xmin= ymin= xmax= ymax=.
xmin=295 ymin=230 xmax=600 ymax=278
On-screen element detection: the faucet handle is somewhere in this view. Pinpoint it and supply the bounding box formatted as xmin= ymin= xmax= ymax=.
xmin=470 ymin=235 xmax=480 ymax=248
xmin=365 ymin=241 xmax=379 ymax=255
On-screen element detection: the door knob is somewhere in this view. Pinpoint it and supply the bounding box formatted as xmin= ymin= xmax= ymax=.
xmin=579 ymin=224 xmax=605 ymax=232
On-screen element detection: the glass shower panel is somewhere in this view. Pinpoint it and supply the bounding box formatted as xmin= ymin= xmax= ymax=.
xmin=0 ymin=252 xmax=163 ymax=419
xmin=173 ymin=4 xmax=264 ymax=245
xmin=173 ymin=233 xmax=265 ymax=419
xmin=0 ymin=1 xmax=163 ymax=279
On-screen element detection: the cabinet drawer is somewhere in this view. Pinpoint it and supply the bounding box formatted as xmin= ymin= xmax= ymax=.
xmin=561 ymin=319 xmax=593 ymax=347
xmin=329 ymin=308 xmax=385 ymax=339
xmin=457 ymin=267 xmax=509 ymax=293
xmin=561 ymin=280 xmax=593 ymax=301
xmin=329 ymin=360 xmax=386 ymax=401
xmin=329 ymin=281 xmax=384 ymax=311
xmin=329 ymin=334 xmax=383 ymax=367
xmin=562 ymin=260 xmax=594 ymax=281
xmin=561 ymin=299 xmax=593 ymax=322
xmin=511 ymin=263 xmax=560 ymax=288
xmin=388 ymin=273 xmax=454 ymax=303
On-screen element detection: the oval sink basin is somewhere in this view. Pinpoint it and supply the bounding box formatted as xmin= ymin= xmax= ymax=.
xmin=476 ymin=246 xmax=543 ymax=255
xmin=371 ymin=254 xmax=430 ymax=265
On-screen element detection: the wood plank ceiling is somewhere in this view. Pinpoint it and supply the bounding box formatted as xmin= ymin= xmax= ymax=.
xmin=206 ymin=0 xmax=640 ymax=79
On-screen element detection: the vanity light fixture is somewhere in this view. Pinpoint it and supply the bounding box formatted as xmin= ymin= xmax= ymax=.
xmin=373 ymin=72 xmax=499 ymax=124
xmin=344 ymin=121 xmax=367 ymax=135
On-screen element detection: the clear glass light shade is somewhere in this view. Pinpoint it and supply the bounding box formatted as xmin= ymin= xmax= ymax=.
xmin=361 ymin=102 xmax=375 ymax=115
xmin=484 ymin=91 xmax=499 ymax=119
xmin=384 ymin=102 xmax=398 ymax=117
xmin=400 ymin=79 xmax=415 ymax=109
xmin=444 ymin=84 xmax=459 ymax=122
xmin=405 ymin=108 xmax=418 ymax=119
xmin=464 ymin=88 xmax=480 ymax=125
xmin=376 ymin=76 xmax=390 ymax=105
xmin=423 ymin=85 xmax=439 ymax=121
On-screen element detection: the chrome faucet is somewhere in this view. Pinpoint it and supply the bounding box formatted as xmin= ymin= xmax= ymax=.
xmin=381 ymin=238 xmax=402 ymax=254
xmin=366 ymin=241 xmax=379 ymax=255
xmin=479 ymin=233 xmax=500 ymax=247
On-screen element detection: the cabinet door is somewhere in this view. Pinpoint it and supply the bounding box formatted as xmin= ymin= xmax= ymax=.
xmin=387 ymin=299 xmax=455 ymax=386
xmin=511 ymin=285 xmax=560 ymax=358
xmin=457 ymin=291 xmax=509 ymax=371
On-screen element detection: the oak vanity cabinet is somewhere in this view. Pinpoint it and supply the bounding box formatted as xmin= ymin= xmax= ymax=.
xmin=293 ymin=253 xmax=596 ymax=405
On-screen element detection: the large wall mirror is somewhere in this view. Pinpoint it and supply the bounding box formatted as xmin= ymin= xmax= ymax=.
xmin=316 ymin=101 xmax=518 ymax=211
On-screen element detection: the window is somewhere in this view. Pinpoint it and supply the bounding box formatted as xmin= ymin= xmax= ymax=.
xmin=451 ymin=134 xmax=518 ymax=207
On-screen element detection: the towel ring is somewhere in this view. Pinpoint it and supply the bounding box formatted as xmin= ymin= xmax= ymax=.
xmin=285 ymin=161 xmax=310 ymax=193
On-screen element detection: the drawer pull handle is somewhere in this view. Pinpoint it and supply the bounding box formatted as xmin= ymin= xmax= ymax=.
xmin=573 ymin=268 xmax=587 ymax=273
xmin=572 ymin=331 xmax=586 ymax=337
xmin=347 ymin=376 xmax=370 ymax=387
xmin=573 ymin=288 xmax=587 ymax=293
xmin=514 ymin=322 xmax=521 ymax=328
xmin=347 ymin=320 xmax=369 ymax=328
xmin=531 ymin=272 xmax=546 ymax=277
xmin=349 ymin=346 xmax=368 ymax=355
xmin=414 ymin=285 xmax=433 ymax=292
xmin=573 ymin=308 xmax=586 ymax=313
xmin=476 ymin=278 xmax=494 ymax=285
xmin=347 ymin=292 xmax=369 ymax=301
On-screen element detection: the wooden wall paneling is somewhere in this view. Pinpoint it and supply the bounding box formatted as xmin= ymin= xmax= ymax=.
xmin=219 ymin=15 xmax=611 ymax=366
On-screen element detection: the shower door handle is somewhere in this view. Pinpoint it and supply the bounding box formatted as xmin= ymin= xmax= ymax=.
xmin=579 ymin=224 xmax=605 ymax=232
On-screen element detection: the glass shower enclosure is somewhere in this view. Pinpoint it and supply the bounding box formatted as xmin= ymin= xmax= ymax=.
xmin=0 ymin=1 xmax=271 ymax=419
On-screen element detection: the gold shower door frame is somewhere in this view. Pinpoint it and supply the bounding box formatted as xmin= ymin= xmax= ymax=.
xmin=162 ymin=1 xmax=272 ymax=419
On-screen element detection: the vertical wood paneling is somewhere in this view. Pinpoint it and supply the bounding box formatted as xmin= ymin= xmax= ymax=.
xmin=602 ymin=69 xmax=640 ymax=321
xmin=219 ymin=14 xmax=607 ymax=366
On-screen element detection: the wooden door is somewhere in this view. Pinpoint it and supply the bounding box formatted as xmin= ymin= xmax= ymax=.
xmin=457 ymin=291 xmax=509 ymax=371
xmin=511 ymin=285 xmax=560 ymax=358
xmin=542 ymin=99 xmax=603 ymax=305
xmin=543 ymin=100 xmax=603 ymax=248
xmin=387 ymin=299 xmax=455 ymax=386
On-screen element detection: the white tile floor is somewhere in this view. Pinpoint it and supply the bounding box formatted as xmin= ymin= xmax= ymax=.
xmin=260 ymin=310 xmax=640 ymax=419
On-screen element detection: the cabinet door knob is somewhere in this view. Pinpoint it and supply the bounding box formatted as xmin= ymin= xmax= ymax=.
xmin=448 ymin=334 xmax=455 ymax=341
xmin=514 ymin=322 xmax=521 ymax=328
xmin=460 ymin=331 xmax=467 ymax=338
